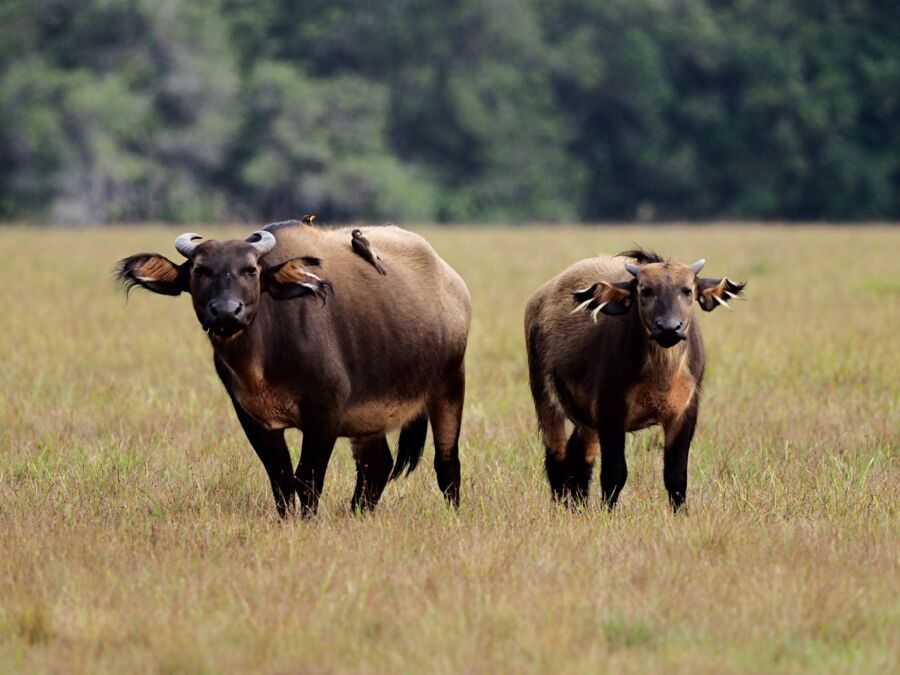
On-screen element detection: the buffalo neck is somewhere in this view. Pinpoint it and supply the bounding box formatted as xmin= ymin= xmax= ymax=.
xmin=207 ymin=310 xmax=272 ymax=386
xmin=644 ymin=339 xmax=689 ymax=386
xmin=625 ymin=308 xmax=690 ymax=386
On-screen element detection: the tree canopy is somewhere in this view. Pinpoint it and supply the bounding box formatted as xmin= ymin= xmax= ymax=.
xmin=1 ymin=0 xmax=897 ymax=223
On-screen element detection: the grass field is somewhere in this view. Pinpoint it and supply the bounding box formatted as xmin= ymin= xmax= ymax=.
xmin=0 ymin=224 xmax=897 ymax=673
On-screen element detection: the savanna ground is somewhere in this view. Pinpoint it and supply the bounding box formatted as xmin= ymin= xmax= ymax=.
xmin=0 ymin=225 xmax=897 ymax=673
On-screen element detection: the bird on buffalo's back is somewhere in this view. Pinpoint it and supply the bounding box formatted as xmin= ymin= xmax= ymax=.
xmin=351 ymin=228 xmax=387 ymax=275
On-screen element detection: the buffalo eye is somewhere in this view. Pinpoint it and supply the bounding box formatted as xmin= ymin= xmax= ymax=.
xmin=640 ymin=287 xmax=653 ymax=298
xmin=242 ymin=266 xmax=258 ymax=277
xmin=193 ymin=265 xmax=211 ymax=277
xmin=681 ymin=287 xmax=692 ymax=297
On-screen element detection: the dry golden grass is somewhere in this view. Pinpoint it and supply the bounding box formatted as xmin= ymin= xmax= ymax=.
xmin=0 ymin=224 xmax=897 ymax=673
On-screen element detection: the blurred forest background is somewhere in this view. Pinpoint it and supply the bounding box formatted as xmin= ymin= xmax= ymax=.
xmin=0 ymin=0 xmax=898 ymax=225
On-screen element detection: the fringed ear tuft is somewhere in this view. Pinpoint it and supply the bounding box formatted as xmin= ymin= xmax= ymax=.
xmin=697 ymin=277 xmax=747 ymax=312
xmin=115 ymin=254 xmax=187 ymax=297
xmin=571 ymin=284 xmax=599 ymax=314
xmin=264 ymin=258 xmax=334 ymax=304
xmin=571 ymin=279 xmax=635 ymax=319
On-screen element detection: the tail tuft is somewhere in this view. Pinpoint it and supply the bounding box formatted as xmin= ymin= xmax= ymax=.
xmin=391 ymin=412 xmax=428 ymax=480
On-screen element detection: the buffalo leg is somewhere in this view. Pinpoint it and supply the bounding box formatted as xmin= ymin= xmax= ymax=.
xmin=564 ymin=427 xmax=599 ymax=507
xmin=598 ymin=424 xmax=627 ymax=508
xmin=663 ymin=406 xmax=698 ymax=513
xmin=428 ymin=364 xmax=465 ymax=507
xmin=538 ymin=404 xmax=570 ymax=501
xmin=231 ymin=403 xmax=296 ymax=517
xmin=295 ymin=430 xmax=336 ymax=518
xmin=350 ymin=436 xmax=394 ymax=512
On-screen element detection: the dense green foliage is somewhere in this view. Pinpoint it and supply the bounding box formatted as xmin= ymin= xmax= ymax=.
xmin=1 ymin=0 xmax=898 ymax=223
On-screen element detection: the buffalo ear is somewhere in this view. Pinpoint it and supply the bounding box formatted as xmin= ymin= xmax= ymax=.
xmin=116 ymin=254 xmax=188 ymax=296
xmin=571 ymin=279 xmax=635 ymax=322
xmin=262 ymin=258 xmax=333 ymax=304
xmin=697 ymin=277 xmax=746 ymax=312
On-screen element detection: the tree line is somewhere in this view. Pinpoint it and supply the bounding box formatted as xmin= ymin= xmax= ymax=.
xmin=1 ymin=0 xmax=897 ymax=224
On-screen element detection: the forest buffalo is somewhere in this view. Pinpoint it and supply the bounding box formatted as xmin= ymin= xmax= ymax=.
xmin=118 ymin=221 xmax=471 ymax=517
xmin=525 ymin=249 xmax=745 ymax=511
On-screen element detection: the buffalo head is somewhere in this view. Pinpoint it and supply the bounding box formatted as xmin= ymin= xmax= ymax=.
xmin=572 ymin=249 xmax=746 ymax=348
xmin=117 ymin=231 xmax=332 ymax=339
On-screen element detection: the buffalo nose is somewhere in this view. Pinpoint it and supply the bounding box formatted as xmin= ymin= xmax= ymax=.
xmin=654 ymin=318 xmax=683 ymax=333
xmin=208 ymin=299 xmax=244 ymax=318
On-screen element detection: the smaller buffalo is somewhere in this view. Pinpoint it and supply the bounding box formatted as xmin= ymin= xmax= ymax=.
xmin=525 ymin=249 xmax=745 ymax=511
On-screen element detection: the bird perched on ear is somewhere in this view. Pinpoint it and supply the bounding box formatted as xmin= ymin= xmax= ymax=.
xmin=302 ymin=214 xmax=317 ymax=226
xmin=351 ymin=228 xmax=386 ymax=275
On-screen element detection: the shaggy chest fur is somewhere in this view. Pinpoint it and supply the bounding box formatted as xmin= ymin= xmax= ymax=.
xmin=624 ymin=345 xmax=697 ymax=431
xmin=228 ymin=364 xmax=301 ymax=431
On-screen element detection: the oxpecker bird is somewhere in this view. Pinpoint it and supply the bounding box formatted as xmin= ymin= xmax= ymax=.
xmin=302 ymin=214 xmax=317 ymax=225
xmin=351 ymin=229 xmax=386 ymax=275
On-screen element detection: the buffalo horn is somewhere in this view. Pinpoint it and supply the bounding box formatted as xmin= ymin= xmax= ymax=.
xmin=624 ymin=262 xmax=642 ymax=277
xmin=175 ymin=233 xmax=203 ymax=259
xmin=246 ymin=230 xmax=276 ymax=256
xmin=690 ymin=258 xmax=706 ymax=274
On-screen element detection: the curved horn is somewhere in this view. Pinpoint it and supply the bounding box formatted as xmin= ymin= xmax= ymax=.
xmin=246 ymin=230 xmax=276 ymax=257
xmin=690 ymin=258 xmax=706 ymax=274
xmin=175 ymin=233 xmax=203 ymax=259
xmin=624 ymin=262 xmax=642 ymax=277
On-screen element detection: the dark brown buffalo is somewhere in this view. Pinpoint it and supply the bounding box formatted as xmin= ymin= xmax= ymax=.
xmin=117 ymin=221 xmax=471 ymax=517
xmin=525 ymin=249 xmax=745 ymax=511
